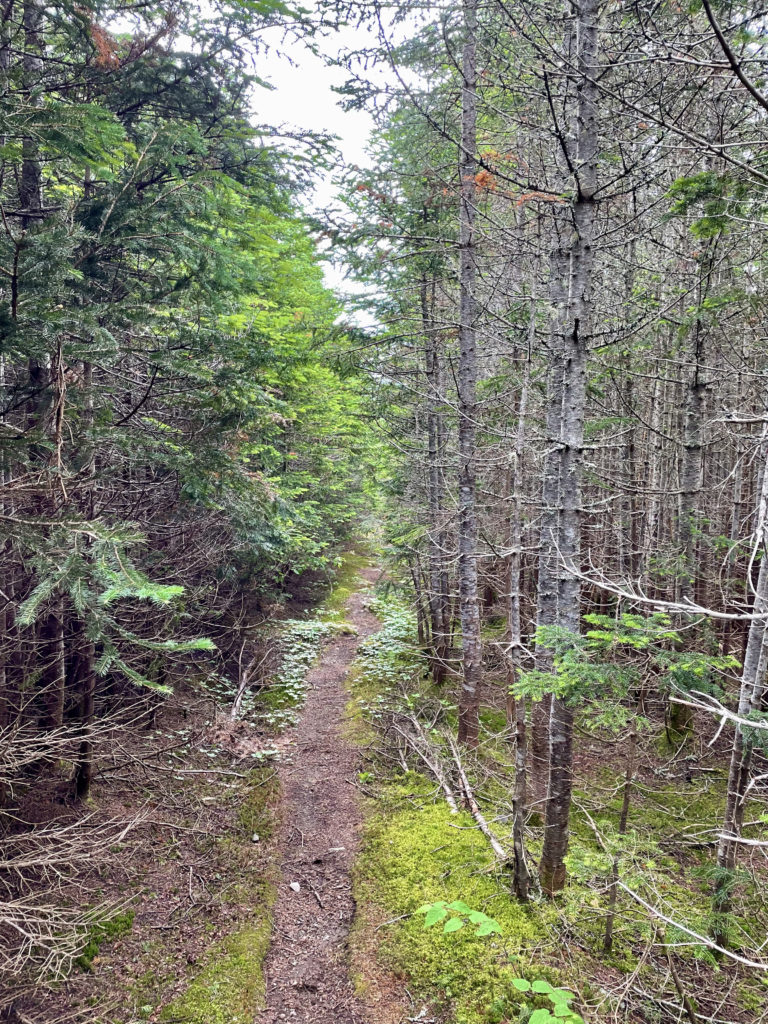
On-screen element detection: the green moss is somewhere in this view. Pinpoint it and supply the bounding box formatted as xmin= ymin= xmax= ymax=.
xmin=158 ymin=766 xmax=278 ymax=1022
xmin=353 ymin=775 xmax=552 ymax=1024
xmin=159 ymin=915 xmax=273 ymax=1024
xmin=235 ymin=765 xmax=278 ymax=841
xmin=343 ymin=663 xmax=378 ymax=747
xmin=478 ymin=707 xmax=507 ymax=735
xmin=76 ymin=910 xmax=135 ymax=971
xmin=321 ymin=550 xmax=372 ymax=622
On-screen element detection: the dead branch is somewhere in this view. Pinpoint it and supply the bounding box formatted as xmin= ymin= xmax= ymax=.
xmin=396 ymin=715 xmax=459 ymax=814
xmin=445 ymin=734 xmax=509 ymax=861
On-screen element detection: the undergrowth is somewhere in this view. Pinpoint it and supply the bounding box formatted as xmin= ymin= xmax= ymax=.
xmin=347 ymin=591 xmax=768 ymax=1024
xmin=76 ymin=911 xmax=136 ymax=972
xmin=158 ymin=917 xmax=274 ymax=1024
xmin=249 ymin=550 xmax=371 ymax=731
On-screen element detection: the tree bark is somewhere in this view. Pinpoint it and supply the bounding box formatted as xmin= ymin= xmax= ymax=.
xmin=712 ymin=435 xmax=768 ymax=945
xmin=538 ymin=0 xmax=599 ymax=896
xmin=20 ymin=0 xmax=43 ymax=223
xmin=422 ymin=272 xmax=450 ymax=687
xmin=505 ymin=325 xmax=530 ymax=900
xmin=73 ymin=360 xmax=97 ymax=800
xmin=456 ymin=0 xmax=481 ymax=748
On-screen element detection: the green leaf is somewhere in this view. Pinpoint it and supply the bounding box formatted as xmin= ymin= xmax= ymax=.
xmin=550 ymin=989 xmax=574 ymax=1004
xmin=446 ymin=900 xmax=473 ymax=913
xmin=511 ymin=978 xmax=531 ymax=992
xmin=475 ymin=919 xmax=502 ymax=936
xmin=532 ymin=980 xmax=554 ymax=994
xmin=529 ymin=1010 xmax=555 ymax=1024
xmin=443 ymin=917 xmax=464 ymax=933
xmin=553 ymin=1006 xmax=573 ymax=1018
xmin=423 ymin=905 xmax=448 ymax=928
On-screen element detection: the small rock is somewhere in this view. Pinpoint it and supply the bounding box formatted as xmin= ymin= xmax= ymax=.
xmin=251 ymin=833 xmax=260 ymax=842
xmin=289 ymin=881 xmax=301 ymax=892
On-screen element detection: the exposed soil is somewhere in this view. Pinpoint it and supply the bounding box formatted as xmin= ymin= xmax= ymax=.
xmin=258 ymin=565 xmax=382 ymax=1024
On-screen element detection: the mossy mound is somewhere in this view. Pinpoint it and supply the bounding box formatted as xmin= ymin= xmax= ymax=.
xmin=354 ymin=774 xmax=552 ymax=1024
xmin=159 ymin=917 xmax=273 ymax=1024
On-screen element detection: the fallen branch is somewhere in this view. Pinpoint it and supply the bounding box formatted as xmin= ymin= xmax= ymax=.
xmin=579 ymin=803 xmax=768 ymax=970
xmin=446 ymin=735 xmax=508 ymax=862
xmin=393 ymin=717 xmax=459 ymax=814
xmin=617 ymin=881 xmax=768 ymax=970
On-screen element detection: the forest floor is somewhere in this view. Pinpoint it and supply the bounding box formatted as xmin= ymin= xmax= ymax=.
xmin=12 ymin=559 xmax=768 ymax=1024
xmin=257 ymin=563 xmax=382 ymax=1024
xmin=9 ymin=555 xmax=410 ymax=1024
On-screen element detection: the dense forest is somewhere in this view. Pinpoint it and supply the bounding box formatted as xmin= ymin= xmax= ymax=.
xmin=2 ymin=2 xmax=768 ymax=1023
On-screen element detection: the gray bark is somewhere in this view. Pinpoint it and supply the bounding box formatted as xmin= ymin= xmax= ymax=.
xmin=457 ymin=0 xmax=481 ymax=748
xmin=713 ymin=434 xmax=768 ymax=944
xmin=538 ymin=0 xmax=599 ymax=896
xmin=422 ymin=273 xmax=450 ymax=687
xmin=506 ymin=336 xmax=530 ymax=900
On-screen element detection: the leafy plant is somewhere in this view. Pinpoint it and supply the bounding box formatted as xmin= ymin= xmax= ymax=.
xmin=415 ymin=900 xmax=502 ymax=937
xmin=511 ymin=978 xmax=584 ymax=1023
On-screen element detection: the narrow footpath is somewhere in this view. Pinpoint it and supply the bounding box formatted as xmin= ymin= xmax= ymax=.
xmin=258 ymin=566 xmax=380 ymax=1024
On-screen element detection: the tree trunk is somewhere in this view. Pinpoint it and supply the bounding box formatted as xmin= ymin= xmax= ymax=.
xmin=506 ymin=346 xmax=530 ymax=899
xmin=20 ymin=0 xmax=43 ymax=223
xmin=423 ymin=272 xmax=449 ymax=687
xmin=38 ymin=596 xmax=65 ymax=732
xmin=72 ymin=626 xmax=97 ymax=800
xmin=670 ymin=268 xmax=708 ymax=740
xmin=538 ymin=0 xmax=599 ymax=896
xmin=712 ymin=435 xmax=768 ymax=946
xmin=456 ymin=0 xmax=481 ymax=748
xmin=73 ymin=360 xmax=97 ymax=799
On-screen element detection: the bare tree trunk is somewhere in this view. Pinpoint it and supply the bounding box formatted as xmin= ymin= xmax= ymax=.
xmin=532 ymin=234 xmax=567 ymax=803
xmin=679 ymin=329 xmax=705 ymax=605
xmin=73 ymin=360 xmax=97 ymax=799
xmin=456 ymin=0 xmax=481 ymax=748
xmin=505 ymin=320 xmax=530 ymax=900
xmin=712 ymin=435 xmax=768 ymax=946
xmin=38 ymin=597 xmax=65 ymax=732
xmin=669 ymin=269 xmax=707 ymax=740
xmin=20 ymin=1 xmax=42 ymax=222
xmin=642 ymin=367 xmax=664 ymax=592
xmin=423 ymin=272 xmax=449 ymax=687
xmin=538 ymin=0 xmax=599 ymax=896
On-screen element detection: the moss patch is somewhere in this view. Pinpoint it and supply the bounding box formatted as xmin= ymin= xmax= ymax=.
xmin=353 ymin=773 xmax=557 ymax=1024
xmin=154 ymin=764 xmax=279 ymax=1023
xmin=235 ymin=764 xmax=278 ymax=841
xmin=76 ymin=910 xmax=135 ymax=971
xmin=346 ymin=590 xmax=768 ymax=1024
xmin=321 ymin=549 xmax=373 ymax=623
xmin=159 ymin=915 xmax=274 ymax=1024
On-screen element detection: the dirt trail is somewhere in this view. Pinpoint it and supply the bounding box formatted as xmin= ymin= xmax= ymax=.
xmin=258 ymin=566 xmax=380 ymax=1024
